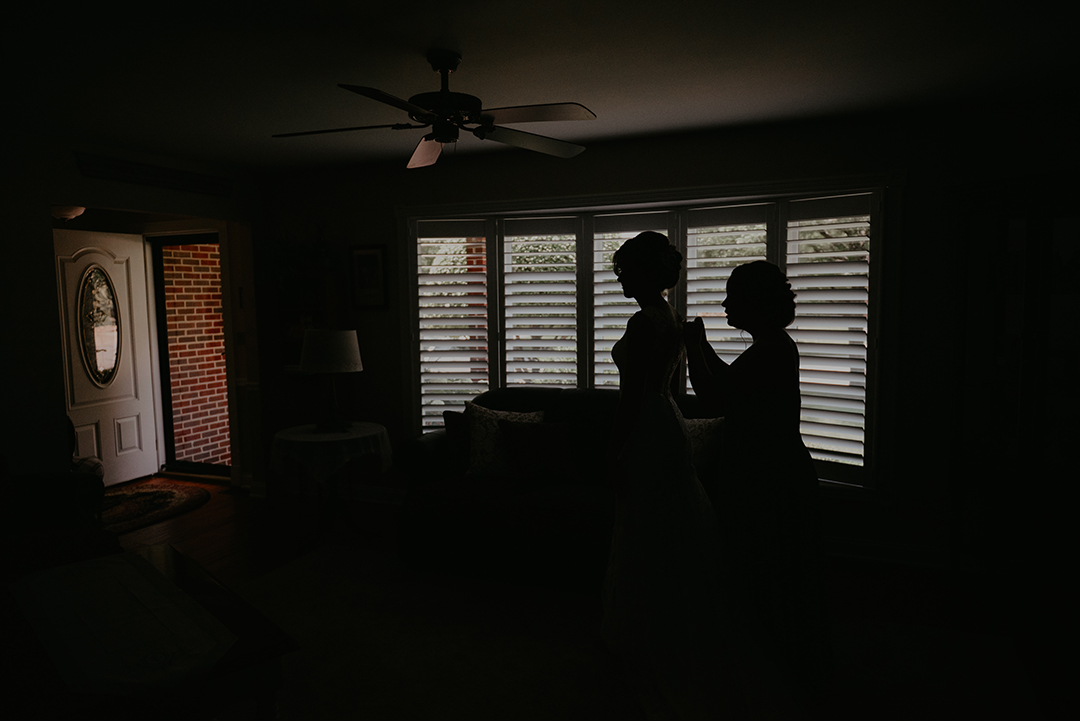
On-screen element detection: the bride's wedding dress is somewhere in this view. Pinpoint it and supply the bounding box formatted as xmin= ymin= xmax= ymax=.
xmin=602 ymin=304 xmax=794 ymax=720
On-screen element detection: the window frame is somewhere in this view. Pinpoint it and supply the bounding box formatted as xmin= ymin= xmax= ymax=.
xmin=405 ymin=180 xmax=886 ymax=488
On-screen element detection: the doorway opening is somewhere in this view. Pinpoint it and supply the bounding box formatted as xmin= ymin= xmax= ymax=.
xmin=151 ymin=234 xmax=231 ymax=477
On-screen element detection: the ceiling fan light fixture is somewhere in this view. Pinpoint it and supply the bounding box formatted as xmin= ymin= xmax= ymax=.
xmin=407 ymin=137 xmax=444 ymax=168
xmin=430 ymin=120 xmax=459 ymax=145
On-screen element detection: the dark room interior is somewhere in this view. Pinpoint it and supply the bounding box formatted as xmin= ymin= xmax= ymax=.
xmin=4 ymin=2 xmax=1074 ymax=719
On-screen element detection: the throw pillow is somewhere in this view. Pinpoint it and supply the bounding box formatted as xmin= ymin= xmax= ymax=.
xmin=464 ymin=402 xmax=544 ymax=476
xmin=497 ymin=419 xmax=580 ymax=485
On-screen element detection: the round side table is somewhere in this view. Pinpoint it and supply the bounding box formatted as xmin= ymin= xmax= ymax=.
xmin=270 ymin=422 xmax=392 ymax=501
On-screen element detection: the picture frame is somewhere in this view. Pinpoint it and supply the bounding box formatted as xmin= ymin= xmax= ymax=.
xmin=351 ymin=245 xmax=386 ymax=308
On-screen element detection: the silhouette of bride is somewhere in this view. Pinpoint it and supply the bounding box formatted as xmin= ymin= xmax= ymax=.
xmin=603 ymin=234 xmax=796 ymax=720
xmin=684 ymin=259 xmax=830 ymax=719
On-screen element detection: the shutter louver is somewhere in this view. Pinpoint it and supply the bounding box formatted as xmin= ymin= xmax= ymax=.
xmin=786 ymin=195 xmax=872 ymax=466
xmin=416 ymin=221 xmax=489 ymax=427
xmin=504 ymin=218 xmax=578 ymax=386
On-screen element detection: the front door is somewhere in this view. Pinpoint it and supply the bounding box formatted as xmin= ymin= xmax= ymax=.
xmin=55 ymin=229 xmax=163 ymax=486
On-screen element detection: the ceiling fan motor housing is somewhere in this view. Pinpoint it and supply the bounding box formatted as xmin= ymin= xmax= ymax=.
xmin=408 ymin=91 xmax=483 ymax=126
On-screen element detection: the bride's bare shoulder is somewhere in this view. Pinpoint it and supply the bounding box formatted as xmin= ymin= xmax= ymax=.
xmin=638 ymin=304 xmax=680 ymax=326
xmin=626 ymin=310 xmax=650 ymax=329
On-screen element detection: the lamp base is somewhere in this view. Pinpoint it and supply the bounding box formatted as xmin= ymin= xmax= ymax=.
xmin=314 ymin=375 xmax=354 ymax=433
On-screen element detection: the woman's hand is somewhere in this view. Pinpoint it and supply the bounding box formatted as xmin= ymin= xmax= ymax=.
xmin=683 ymin=316 xmax=706 ymax=348
xmin=684 ymin=316 xmax=728 ymax=412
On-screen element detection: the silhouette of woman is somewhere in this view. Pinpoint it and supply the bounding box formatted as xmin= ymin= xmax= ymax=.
xmin=683 ymin=260 xmax=830 ymax=719
xmin=603 ymin=235 xmax=796 ymax=720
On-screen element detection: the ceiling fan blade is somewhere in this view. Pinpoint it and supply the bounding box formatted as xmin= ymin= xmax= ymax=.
xmin=407 ymin=136 xmax=443 ymax=168
xmin=473 ymin=125 xmax=585 ymax=158
xmin=480 ymin=102 xmax=596 ymax=125
xmin=339 ymin=84 xmax=435 ymax=121
xmin=272 ymin=123 xmax=424 ymax=138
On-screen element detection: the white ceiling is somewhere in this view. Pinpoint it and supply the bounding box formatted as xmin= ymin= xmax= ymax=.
xmin=16 ymin=1 xmax=1071 ymax=172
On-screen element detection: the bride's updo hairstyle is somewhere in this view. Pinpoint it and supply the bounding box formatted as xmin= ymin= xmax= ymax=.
xmin=613 ymin=231 xmax=683 ymax=291
xmin=727 ymin=260 xmax=797 ymax=328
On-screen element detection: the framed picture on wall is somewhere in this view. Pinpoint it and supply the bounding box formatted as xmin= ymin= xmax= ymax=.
xmin=351 ymin=245 xmax=387 ymax=308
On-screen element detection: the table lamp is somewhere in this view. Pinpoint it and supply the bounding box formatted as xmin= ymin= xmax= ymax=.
xmin=300 ymin=329 xmax=363 ymax=432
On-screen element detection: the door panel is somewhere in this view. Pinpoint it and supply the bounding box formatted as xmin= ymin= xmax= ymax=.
xmin=55 ymin=229 xmax=162 ymax=485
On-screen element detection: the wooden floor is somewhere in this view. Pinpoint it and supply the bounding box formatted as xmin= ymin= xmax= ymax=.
xmin=114 ymin=476 xmax=403 ymax=590
xmin=117 ymin=475 xmax=1025 ymax=632
xmin=108 ymin=476 xmax=1058 ymax=719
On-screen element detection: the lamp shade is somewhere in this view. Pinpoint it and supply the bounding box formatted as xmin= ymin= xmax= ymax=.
xmin=299 ymin=330 xmax=363 ymax=373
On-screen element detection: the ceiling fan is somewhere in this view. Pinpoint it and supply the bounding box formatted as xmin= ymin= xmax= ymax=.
xmin=273 ymin=48 xmax=596 ymax=168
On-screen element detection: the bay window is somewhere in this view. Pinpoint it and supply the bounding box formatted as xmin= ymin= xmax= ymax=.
xmin=411 ymin=188 xmax=878 ymax=485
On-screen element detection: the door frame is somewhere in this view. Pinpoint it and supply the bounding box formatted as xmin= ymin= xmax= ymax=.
xmin=148 ymin=231 xmax=231 ymax=477
xmin=140 ymin=218 xmax=258 ymax=491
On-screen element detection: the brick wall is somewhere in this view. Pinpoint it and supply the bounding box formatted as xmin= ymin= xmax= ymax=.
xmin=162 ymin=244 xmax=231 ymax=465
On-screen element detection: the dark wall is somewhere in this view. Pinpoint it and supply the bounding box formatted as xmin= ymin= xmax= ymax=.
xmin=7 ymin=84 xmax=1071 ymax=573
xmin=256 ymin=93 xmax=1077 ymax=566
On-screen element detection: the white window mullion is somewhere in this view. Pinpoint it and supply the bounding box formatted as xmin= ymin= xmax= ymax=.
xmin=490 ymin=218 xmax=505 ymax=389
xmin=579 ymin=214 xmax=595 ymax=388
xmin=671 ymin=210 xmax=690 ymax=391
xmin=770 ymin=201 xmax=786 ymax=269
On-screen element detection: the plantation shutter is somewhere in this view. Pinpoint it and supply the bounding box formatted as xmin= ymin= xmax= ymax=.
xmin=786 ymin=194 xmax=872 ymax=466
xmin=592 ymin=212 xmax=670 ymax=387
xmin=685 ymin=204 xmax=771 ymax=376
xmin=503 ymin=217 xmax=579 ymax=386
xmin=416 ymin=219 xmax=489 ymax=427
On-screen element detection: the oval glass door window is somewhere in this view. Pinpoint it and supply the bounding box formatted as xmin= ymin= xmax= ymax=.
xmin=78 ymin=265 xmax=121 ymax=386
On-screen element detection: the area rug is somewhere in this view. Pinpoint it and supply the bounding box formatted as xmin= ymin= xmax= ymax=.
xmin=101 ymin=479 xmax=211 ymax=534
